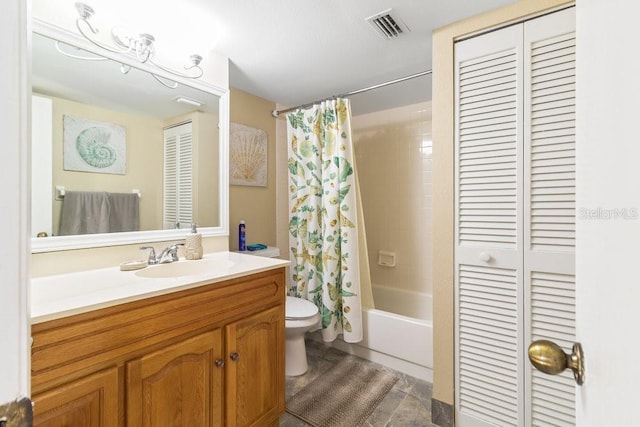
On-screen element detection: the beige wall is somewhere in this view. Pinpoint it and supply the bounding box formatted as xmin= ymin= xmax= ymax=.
xmin=229 ymin=88 xmax=277 ymax=250
xmin=194 ymin=113 xmax=220 ymax=227
xmin=352 ymin=102 xmax=433 ymax=296
xmin=431 ymin=0 xmax=574 ymax=406
xmin=47 ymin=94 xmax=164 ymax=234
xmin=30 ymin=237 xmax=228 ymax=277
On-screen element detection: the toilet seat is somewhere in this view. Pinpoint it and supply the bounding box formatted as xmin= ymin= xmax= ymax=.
xmin=286 ymin=296 xmax=319 ymax=320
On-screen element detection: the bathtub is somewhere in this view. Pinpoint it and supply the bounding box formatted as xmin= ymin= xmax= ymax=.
xmin=372 ymin=283 xmax=432 ymax=321
xmin=312 ymin=284 xmax=433 ymax=382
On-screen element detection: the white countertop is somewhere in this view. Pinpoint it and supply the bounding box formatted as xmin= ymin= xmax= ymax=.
xmin=31 ymin=251 xmax=290 ymax=324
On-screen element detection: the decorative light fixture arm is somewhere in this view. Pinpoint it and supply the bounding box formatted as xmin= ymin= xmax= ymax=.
xmin=150 ymin=54 xmax=204 ymax=79
xmin=111 ymin=29 xmax=155 ymax=63
xmin=151 ymin=74 xmax=179 ymax=90
xmin=54 ymin=40 xmax=108 ymax=61
xmin=68 ymin=2 xmax=205 ymax=86
xmin=74 ymin=3 xmax=135 ymax=56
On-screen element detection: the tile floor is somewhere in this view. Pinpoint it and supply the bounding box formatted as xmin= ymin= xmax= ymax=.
xmin=280 ymin=339 xmax=437 ymax=427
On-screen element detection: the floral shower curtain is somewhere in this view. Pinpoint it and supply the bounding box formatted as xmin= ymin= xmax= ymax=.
xmin=286 ymin=98 xmax=366 ymax=343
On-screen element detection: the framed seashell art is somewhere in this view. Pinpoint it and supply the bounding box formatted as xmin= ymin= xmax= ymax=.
xmin=63 ymin=115 xmax=126 ymax=174
xmin=229 ymin=122 xmax=267 ymax=187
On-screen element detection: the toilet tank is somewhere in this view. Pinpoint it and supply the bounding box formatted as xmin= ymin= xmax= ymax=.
xmin=242 ymin=246 xmax=280 ymax=258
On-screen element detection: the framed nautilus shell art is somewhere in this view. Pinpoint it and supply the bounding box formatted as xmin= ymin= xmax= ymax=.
xmin=63 ymin=115 xmax=126 ymax=174
xmin=229 ymin=122 xmax=267 ymax=187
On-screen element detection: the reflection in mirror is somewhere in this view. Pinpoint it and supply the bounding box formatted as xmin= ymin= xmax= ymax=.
xmin=31 ymin=28 xmax=227 ymax=252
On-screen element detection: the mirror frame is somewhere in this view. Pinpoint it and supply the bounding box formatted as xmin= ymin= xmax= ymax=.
xmin=31 ymin=19 xmax=229 ymax=253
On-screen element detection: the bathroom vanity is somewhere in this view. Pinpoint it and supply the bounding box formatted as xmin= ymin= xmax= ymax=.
xmin=31 ymin=251 xmax=288 ymax=427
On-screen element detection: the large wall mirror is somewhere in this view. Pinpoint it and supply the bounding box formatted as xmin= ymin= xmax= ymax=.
xmin=31 ymin=21 xmax=229 ymax=253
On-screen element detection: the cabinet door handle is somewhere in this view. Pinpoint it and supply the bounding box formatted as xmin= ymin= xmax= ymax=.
xmin=215 ymin=359 xmax=224 ymax=368
xmin=230 ymin=352 xmax=239 ymax=362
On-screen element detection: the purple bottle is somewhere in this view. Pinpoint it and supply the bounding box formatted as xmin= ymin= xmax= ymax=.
xmin=239 ymin=220 xmax=246 ymax=251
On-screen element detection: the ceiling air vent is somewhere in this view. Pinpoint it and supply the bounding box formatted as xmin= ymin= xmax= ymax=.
xmin=365 ymin=9 xmax=410 ymax=40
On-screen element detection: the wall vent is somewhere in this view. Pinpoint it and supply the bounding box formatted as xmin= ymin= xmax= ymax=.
xmin=365 ymin=9 xmax=410 ymax=40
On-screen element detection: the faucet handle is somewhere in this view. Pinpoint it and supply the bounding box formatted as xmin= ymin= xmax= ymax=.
xmin=140 ymin=246 xmax=157 ymax=264
xmin=169 ymin=243 xmax=185 ymax=260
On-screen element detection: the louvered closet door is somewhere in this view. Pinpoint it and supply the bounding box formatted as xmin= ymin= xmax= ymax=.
xmin=455 ymin=7 xmax=576 ymax=427
xmin=163 ymin=122 xmax=193 ymax=229
xmin=455 ymin=24 xmax=525 ymax=427
xmin=524 ymin=8 xmax=576 ymax=427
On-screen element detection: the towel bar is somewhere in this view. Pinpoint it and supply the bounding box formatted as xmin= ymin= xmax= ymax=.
xmin=55 ymin=186 xmax=141 ymax=200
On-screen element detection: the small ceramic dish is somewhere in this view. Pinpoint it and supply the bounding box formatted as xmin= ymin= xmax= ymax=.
xmin=119 ymin=259 xmax=148 ymax=271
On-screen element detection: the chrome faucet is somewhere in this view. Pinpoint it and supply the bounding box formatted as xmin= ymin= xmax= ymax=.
xmin=140 ymin=243 xmax=184 ymax=265
xmin=158 ymin=243 xmax=184 ymax=263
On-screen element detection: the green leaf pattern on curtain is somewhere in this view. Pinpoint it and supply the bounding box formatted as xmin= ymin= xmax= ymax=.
xmin=286 ymin=99 xmax=362 ymax=343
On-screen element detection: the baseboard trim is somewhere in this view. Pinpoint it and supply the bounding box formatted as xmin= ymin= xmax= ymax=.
xmin=431 ymin=398 xmax=453 ymax=427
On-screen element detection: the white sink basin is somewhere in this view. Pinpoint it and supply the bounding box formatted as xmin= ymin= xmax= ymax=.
xmin=134 ymin=259 xmax=234 ymax=279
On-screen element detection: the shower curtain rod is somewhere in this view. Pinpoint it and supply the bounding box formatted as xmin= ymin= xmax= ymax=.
xmin=270 ymin=69 xmax=432 ymax=118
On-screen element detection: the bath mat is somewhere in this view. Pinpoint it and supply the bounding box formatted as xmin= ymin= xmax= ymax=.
xmin=285 ymin=358 xmax=398 ymax=427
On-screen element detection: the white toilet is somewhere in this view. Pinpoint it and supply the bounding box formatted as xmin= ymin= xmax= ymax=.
xmin=241 ymin=247 xmax=320 ymax=376
xmin=285 ymin=296 xmax=320 ymax=376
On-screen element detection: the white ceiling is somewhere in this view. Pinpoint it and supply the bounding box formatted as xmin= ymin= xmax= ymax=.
xmin=198 ymin=0 xmax=519 ymax=114
xmin=32 ymin=34 xmax=222 ymax=120
xmin=34 ymin=0 xmax=520 ymax=116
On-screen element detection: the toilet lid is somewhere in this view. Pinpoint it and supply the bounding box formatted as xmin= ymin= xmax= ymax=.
xmin=286 ymin=296 xmax=319 ymax=319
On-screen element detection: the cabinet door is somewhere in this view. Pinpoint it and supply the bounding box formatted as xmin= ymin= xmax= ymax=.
xmin=225 ymin=305 xmax=284 ymax=427
xmin=33 ymin=367 xmax=119 ymax=426
xmin=127 ymin=330 xmax=223 ymax=427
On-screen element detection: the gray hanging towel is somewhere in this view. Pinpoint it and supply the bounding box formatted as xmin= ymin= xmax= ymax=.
xmin=59 ymin=191 xmax=110 ymax=235
xmin=107 ymin=192 xmax=140 ymax=232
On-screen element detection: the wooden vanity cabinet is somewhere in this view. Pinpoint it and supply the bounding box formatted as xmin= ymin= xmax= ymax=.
xmin=29 ymin=367 xmax=119 ymax=426
xmin=31 ymin=268 xmax=285 ymax=427
xmin=226 ymin=306 xmax=284 ymax=427
xmin=126 ymin=330 xmax=224 ymax=426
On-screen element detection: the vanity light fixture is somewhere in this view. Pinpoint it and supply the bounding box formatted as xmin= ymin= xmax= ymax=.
xmin=63 ymin=2 xmax=204 ymax=89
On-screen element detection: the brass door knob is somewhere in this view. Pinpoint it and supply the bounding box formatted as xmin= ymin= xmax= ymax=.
xmin=528 ymin=340 xmax=585 ymax=385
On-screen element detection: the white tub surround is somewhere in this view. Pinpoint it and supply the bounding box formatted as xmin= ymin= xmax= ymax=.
xmin=31 ymin=251 xmax=290 ymax=324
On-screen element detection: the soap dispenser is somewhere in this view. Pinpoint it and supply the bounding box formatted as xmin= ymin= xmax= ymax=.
xmin=185 ymin=223 xmax=203 ymax=260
